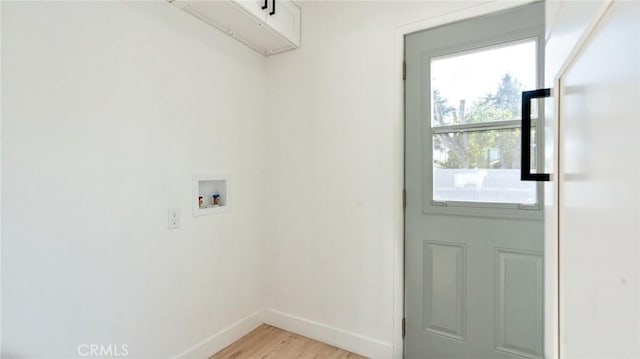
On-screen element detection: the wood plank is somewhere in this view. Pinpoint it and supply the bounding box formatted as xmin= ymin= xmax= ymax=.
xmin=209 ymin=324 xmax=367 ymax=359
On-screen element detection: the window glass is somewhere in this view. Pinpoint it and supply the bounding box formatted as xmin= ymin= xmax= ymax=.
xmin=433 ymin=129 xmax=537 ymax=204
xmin=431 ymin=41 xmax=536 ymax=126
xmin=430 ymin=40 xmax=538 ymax=205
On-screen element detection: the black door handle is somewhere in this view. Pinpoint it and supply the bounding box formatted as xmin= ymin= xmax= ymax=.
xmin=269 ymin=0 xmax=276 ymax=15
xmin=261 ymin=0 xmax=267 ymax=10
xmin=521 ymin=88 xmax=551 ymax=181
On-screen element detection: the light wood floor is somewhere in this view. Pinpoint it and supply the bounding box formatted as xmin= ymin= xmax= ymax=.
xmin=210 ymin=324 xmax=367 ymax=359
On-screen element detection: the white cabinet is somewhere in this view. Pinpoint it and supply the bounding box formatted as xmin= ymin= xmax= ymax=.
xmin=266 ymin=0 xmax=301 ymax=47
xmin=234 ymin=0 xmax=269 ymax=22
xmin=170 ymin=0 xmax=301 ymax=56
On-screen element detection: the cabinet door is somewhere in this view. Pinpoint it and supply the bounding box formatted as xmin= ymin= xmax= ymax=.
xmin=233 ymin=0 xmax=267 ymax=22
xmin=266 ymin=0 xmax=300 ymax=46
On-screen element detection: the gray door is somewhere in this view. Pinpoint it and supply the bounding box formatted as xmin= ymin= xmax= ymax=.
xmin=404 ymin=3 xmax=545 ymax=358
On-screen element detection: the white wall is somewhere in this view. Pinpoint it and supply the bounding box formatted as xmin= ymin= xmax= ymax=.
xmin=1 ymin=1 xmax=541 ymax=358
xmin=263 ymin=1 xmax=505 ymax=356
xmin=1 ymin=2 xmax=267 ymax=357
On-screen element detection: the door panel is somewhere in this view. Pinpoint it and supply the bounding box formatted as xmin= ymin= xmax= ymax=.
xmin=405 ymin=3 xmax=545 ymax=358
xmin=423 ymin=240 xmax=466 ymax=341
xmin=495 ymin=249 xmax=543 ymax=358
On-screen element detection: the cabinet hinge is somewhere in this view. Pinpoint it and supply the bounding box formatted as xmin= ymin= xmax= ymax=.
xmin=402 ymin=60 xmax=406 ymax=80
xmin=402 ymin=189 xmax=406 ymax=209
xmin=402 ymin=318 xmax=406 ymax=338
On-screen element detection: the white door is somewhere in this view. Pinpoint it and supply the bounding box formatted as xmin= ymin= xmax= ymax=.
xmin=404 ymin=3 xmax=547 ymax=358
xmin=546 ymin=0 xmax=640 ymax=357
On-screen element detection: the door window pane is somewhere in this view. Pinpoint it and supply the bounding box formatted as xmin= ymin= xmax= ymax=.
xmin=431 ymin=41 xmax=536 ymax=126
xmin=433 ymin=128 xmax=537 ymax=204
xmin=429 ymin=39 xmax=539 ymax=206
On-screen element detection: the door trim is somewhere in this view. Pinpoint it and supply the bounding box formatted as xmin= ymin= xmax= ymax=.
xmin=393 ymin=2 xmax=552 ymax=358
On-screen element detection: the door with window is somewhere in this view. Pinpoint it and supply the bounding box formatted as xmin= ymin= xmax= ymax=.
xmin=404 ymin=3 xmax=545 ymax=358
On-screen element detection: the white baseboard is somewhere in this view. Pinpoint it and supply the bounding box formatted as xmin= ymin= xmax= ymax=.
xmin=174 ymin=309 xmax=393 ymax=359
xmin=262 ymin=309 xmax=393 ymax=359
xmin=173 ymin=310 xmax=264 ymax=359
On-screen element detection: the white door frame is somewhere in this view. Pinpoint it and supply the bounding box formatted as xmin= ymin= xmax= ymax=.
xmin=544 ymin=1 xmax=614 ymax=359
xmin=392 ymin=2 xmax=553 ymax=358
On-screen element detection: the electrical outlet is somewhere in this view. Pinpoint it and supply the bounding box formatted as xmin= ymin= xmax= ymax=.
xmin=168 ymin=208 xmax=180 ymax=229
